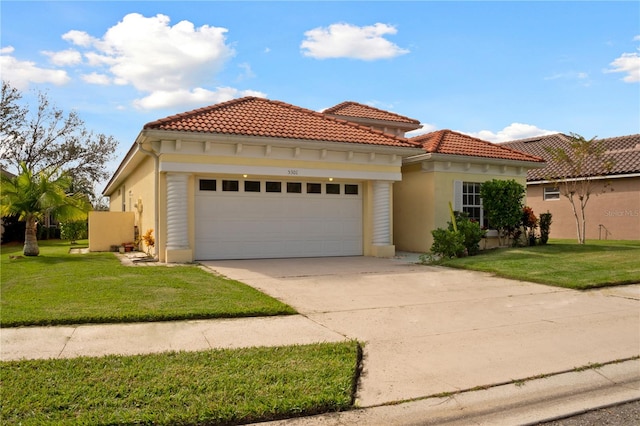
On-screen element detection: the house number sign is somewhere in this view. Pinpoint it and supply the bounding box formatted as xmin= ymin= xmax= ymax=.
xmin=287 ymin=169 xmax=299 ymax=175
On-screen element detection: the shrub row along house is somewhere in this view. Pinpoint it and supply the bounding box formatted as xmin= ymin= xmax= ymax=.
xmin=503 ymin=133 xmax=640 ymax=241
xmin=96 ymin=97 xmax=546 ymax=262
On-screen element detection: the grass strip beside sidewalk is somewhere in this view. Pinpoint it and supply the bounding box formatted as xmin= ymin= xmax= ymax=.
xmin=1 ymin=341 xmax=361 ymax=425
xmin=1 ymin=240 xmax=296 ymax=327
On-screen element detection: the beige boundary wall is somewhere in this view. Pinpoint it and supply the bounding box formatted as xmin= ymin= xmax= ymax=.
xmin=88 ymin=211 xmax=135 ymax=252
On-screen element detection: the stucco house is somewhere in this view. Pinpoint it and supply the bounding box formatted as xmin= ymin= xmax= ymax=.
xmin=99 ymin=98 xmax=545 ymax=261
xmin=101 ymin=97 xmax=424 ymax=262
xmin=502 ymin=133 xmax=640 ymax=241
xmin=393 ymin=130 xmax=545 ymax=253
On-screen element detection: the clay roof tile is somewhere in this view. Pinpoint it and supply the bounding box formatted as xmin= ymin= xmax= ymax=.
xmin=410 ymin=129 xmax=544 ymax=163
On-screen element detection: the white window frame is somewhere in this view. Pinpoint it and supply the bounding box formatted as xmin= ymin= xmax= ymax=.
xmin=454 ymin=180 xmax=487 ymax=228
xmin=543 ymin=186 xmax=560 ymax=201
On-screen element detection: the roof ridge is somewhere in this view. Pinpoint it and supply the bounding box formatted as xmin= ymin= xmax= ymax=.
xmin=324 ymin=100 xmax=421 ymax=124
xmin=271 ymin=98 xmax=410 ymax=143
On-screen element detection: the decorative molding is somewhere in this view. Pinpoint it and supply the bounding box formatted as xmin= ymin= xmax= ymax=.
xmin=390 ymin=154 xmax=397 ymax=163
xmin=320 ymin=149 xmax=327 ymax=159
xmin=265 ymin=145 xmax=271 ymax=156
xmin=294 ymin=147 xmax=300 ymax=158
xmin=175 ymin=139 xmax=182 ymax=151
xmin=369 ymin=152 xmax=376 ymax=162
xmin=204 ymin=141 xmax=211 ymax=152
xmin=347 ymin=151 xmax=354 ymax=161
xmin=236 ymin=143 xmax=243 ymax=154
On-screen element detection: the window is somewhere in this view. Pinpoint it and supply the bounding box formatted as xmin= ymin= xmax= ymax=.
xmin=544 ymin=187 xmax=560 ymax=200
xmin=222 ymin=180 xmax=239 ymax=192
xmin=462 ymin=182 xmax=487 ymax=227
xmin=287 ymin=182 xmax=302 ymax=193
xmin=306 ymin=183 xmax=321 ymax=194
xmin=244 ymin=181 xmax=261 ymax=192
xmin=199 ymin=179 xmax=216 ymax=191
xmin=266 ymin=181 xmax=281 ymax=193
xmin=326 ymin=183 xmax=340 ymax=194
xmin=345 ymin=184 xmax=359 ymax=195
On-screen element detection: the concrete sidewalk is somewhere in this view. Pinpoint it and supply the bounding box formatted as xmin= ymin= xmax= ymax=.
xmin=0 ymin=315 xmax=347 ymax=360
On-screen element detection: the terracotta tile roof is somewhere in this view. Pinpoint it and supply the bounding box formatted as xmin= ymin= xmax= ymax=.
xmin=144 ymin=97 xmax=417 ymax=148
xmin=410 ymin=129 xmax=545 ymax=163
xmin=502 ymin=133 xmax=640 ymax=181
xmin=323 ymin=101 xmax=421 ymax=125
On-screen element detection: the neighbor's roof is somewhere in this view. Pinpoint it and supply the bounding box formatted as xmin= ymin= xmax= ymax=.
xmin=323 ymin=101 xmax=421 ymax=125
xmin=144 ymin=97 xmax=417 ymax=148
xmin=410 ymin=129 xmax=545 ymax=163
xmin=502 ymin=133 xmax=640 ymax=181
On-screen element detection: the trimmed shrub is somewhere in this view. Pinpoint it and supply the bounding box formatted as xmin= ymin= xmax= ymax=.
xmin=539 ymin=212 xmax=553 ymax=245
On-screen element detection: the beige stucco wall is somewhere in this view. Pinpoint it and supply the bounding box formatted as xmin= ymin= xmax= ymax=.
xmin=526 ymin=176 xmax=640 ymax=241
xmin=394 ymin=160 xmax=529 ymax=253
xmin=88 ymin=211 xmax=136 ymax=251
xmin=108 ymin=156 xmax=157 ymax=255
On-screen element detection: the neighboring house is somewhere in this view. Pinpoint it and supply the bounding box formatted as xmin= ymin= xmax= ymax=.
xmin=502 ymin=134 xmax=640 ymax=241
xmin=101 ymin=97 xmax=545 ymax=261
xmin=393 ymin=130 xmax=545 ymax=253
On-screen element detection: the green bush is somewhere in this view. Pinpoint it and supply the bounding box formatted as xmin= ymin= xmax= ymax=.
xmin=60 ymin=220 xmax=88 ymax=243
xmin=539 ymin=212 xmax=553 ymax=245
xmin=431 ymin=228 xmax=465 ymax=259
xmin=450 ymin=212 xmax=485 ymax=255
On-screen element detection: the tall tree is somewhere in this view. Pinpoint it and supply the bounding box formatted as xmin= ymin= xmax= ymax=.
xmin=0 ymin=163 xmax=91 ymax=256
xmin=0 ymin=81 xmax=118 ymax=203
xmin=545 ymin=133 xmax=614 ymax=244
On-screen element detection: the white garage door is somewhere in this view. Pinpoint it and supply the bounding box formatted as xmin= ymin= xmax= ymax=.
xmin=195 ymin=178 xmax=363 ymax=260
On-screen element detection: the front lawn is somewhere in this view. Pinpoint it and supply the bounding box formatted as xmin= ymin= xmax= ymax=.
xmin=1 ymin=240 xmax=296 ymax=327
xmin=1 ymin=341 xmax=361 ymax=425
xmin=437 ymin=239 xmax=640 ymax=289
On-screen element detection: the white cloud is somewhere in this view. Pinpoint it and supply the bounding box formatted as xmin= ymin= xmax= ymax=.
xmin=605 ymin=36 xmax=640 ymax=83
xmin=464 ymin=123 xmax=558 ymax=143
xmin=62 ymin=13 xmax=244 ymax=109
xmin=236 ymin=62 xmax=255 ymax=81
xmin=81 ymin=72 xmax=111 ymax=85
xmin=0 ymin=47 xmax=70 ymax=89
xmin=42 ymin=48 xmax=82 ymax=66
xmin=132 ymin=87 xmax=266 ymax=110
xmin=606 ymin=52 xmax=640 ymax=83
xmin=405 ymin=123 xmax=438 ymax=138
xmin=62 ymin=30 xmax=99 ymax=47
xmin=301 ymin=23 xmax=409 ymax=60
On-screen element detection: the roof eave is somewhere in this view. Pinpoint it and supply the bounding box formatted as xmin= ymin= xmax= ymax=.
xmin=141 ymin=129 xmax=424 ymax=155
xmin=403 ymin=152 xmax=547 ymax=168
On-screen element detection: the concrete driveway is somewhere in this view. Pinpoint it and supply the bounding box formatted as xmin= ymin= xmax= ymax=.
xmin=201 ymin=256 xmax=640 ymax=407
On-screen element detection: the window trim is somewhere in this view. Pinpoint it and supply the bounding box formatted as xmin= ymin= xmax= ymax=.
xmin=543 ymin=186 xmax=560 ymax=201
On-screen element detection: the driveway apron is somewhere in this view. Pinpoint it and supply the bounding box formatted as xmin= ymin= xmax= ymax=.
xmin=200 ymin=257 xmax=640 ymax=407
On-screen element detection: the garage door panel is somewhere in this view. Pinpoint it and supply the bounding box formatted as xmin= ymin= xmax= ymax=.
xmin=195 ymin=181 xmax=363 ymax=260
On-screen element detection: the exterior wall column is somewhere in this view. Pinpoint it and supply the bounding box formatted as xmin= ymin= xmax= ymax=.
xmin=165 ymin=173 xmax=193 ymax=263
xmin=370 ymin=180 xmax=395 ymax=257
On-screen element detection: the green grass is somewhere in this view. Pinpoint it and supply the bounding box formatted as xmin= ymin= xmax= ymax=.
xmin=1 ymin=341 xmax=361 ymax=425
xmin=438 ymin=239 xmax=640 ymax=289
xmin=1 ymin=240 xmax=296 ymax=327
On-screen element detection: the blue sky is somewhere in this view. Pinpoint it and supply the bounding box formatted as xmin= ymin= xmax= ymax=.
xmin=2 ymin=1 xmax=639 ymax=182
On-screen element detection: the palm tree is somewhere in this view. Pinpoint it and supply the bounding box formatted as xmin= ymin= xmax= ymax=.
xmin=0 ymin=163 xmax=91 ymax=256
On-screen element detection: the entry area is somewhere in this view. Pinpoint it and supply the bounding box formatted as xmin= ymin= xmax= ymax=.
xmin=194 ymin=177 xmax=363 ymax=260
